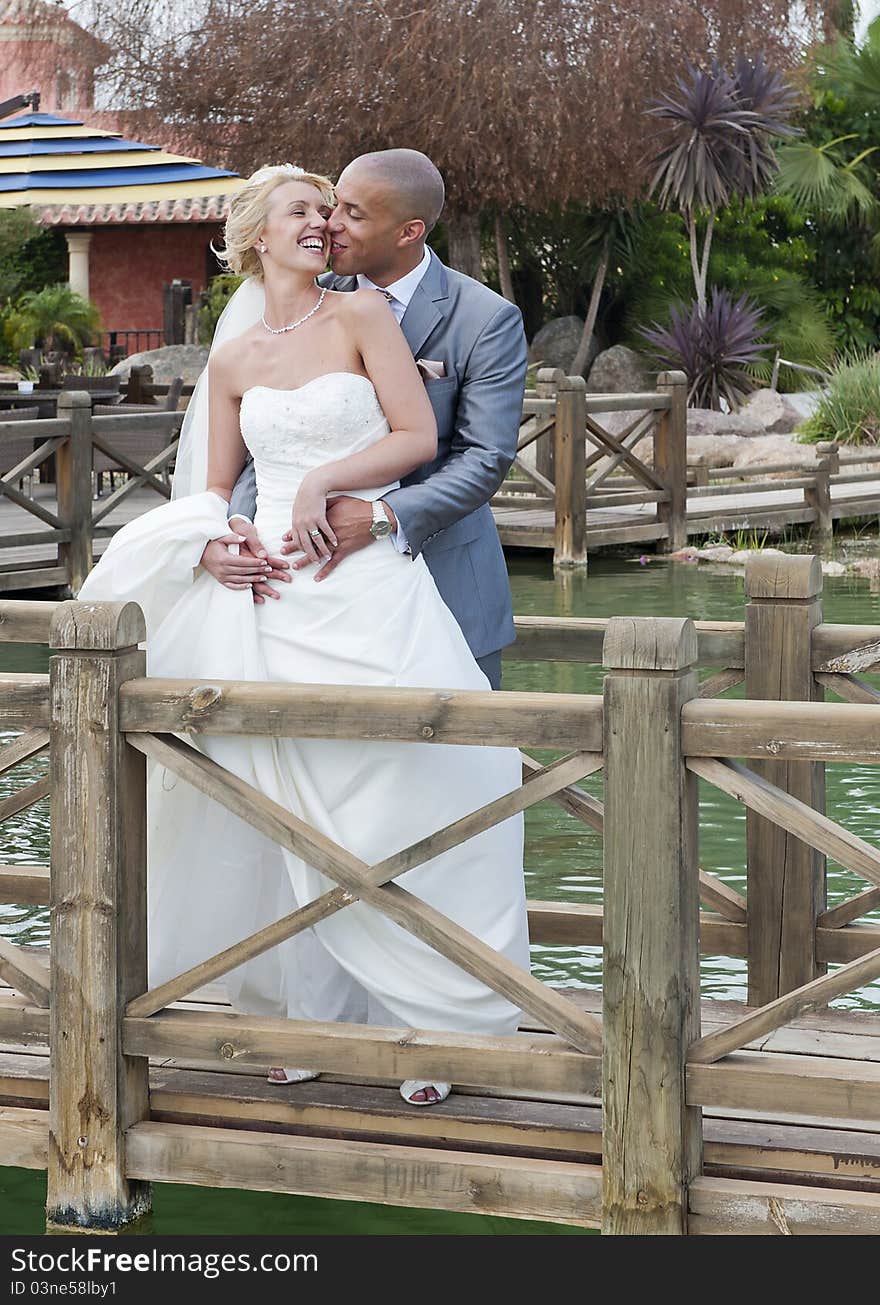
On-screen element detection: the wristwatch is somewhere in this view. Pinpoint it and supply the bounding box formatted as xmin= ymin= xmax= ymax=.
xmin=369 ymin=500 xmax=393 ymax=540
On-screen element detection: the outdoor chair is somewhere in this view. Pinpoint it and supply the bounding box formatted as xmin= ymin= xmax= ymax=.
xmin=91 ymin=376 xmax=184 ymax=496
xmin=0 ymin=407 xmax=39 ymax=495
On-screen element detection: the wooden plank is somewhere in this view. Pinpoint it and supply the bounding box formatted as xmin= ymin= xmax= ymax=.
xmin=527 ymin=901 xmax=748 ymax=956
xmin=127 ymin=733 xmax=602 ymax=1054
xmin=0 ymin=1106 xmax=48 ymax=1170
xmin=508 ymin=615 xmax=745 ymax=668
xmin=0 ymin=864 xmax=49 ymax=905
xmin=816 ymin=672 xmax=880 ymax=706
xmin=689 ymin=758 xmax=880 ymax=896
xmin=89 ymin=438 xmax=176 ymax=522
xmin=819 ymin=888 xmax=880 ymax=930
xmin=119 ymin=681 xmax=605 ymax=751
xmin=54 ymin=393 xmax=92 ymax=591
xmin=744 ymin=554 xmax=825 ymax=1004
xmin=0 ymin=993 xmax=49 ymax=1045
xmin=655 ymin=371 xmax=688 ymax=552
xmin=584 ymin=392 xmax=670 ymax=414
xmin=124 ymin=1008 xmax=601 ymax=1095
xmin=817 ymin=922 xmax=880 ymax=963
xmin=584 ymin=414 xmax=666 ymax=493
xmin=0 ymin=939 xmax=48 ymax=1007
xmin=813 ymin=625 xmax=880 ymax=673
xmin=0 ymin=727 xmax=49 ymax=775
xmin=683 ymin=698 xmax=880 ymax=763
xmin=0 ymin=672 xmax=49 ymax=728
xmin=689 ymin=1175 xmax=880 ymax=1235
xmin=687 ymin=1050 xmax=880 ymax=1123
xmin=601 ymin=616 xmax=701 ymax=1234
xmin=125 ymin=1121 xmax=602 ymax=1228
xmin=690 ymin=946 xmax=880 ymax=1064
xmin=48 ymin=599 xmax=151 ymax=1229
xmin=0 ymin=775 xmax=49 ymax=824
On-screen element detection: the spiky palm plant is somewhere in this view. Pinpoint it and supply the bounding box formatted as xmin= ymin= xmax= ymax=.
xmin=646 ymin=55 xmax=798 ymax=312
xmin=640 ymin=289 xmax=770 ymax=410
xmin=7 ymin=284 xmax=100 ymax=354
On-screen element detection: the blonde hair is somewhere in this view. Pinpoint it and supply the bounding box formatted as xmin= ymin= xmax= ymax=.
xmin=216 ymin=164 xmax=335 ymax=278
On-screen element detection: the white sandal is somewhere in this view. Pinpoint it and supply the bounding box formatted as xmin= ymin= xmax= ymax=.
xmin=267 ymin=1068 xmax=319 ymax=1084
xmin=400 ymin=1079 xmax=451 ymax=1106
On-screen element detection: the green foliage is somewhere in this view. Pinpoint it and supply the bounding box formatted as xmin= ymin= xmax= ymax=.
xmin=0 ymin=213 xmax=67 ymax=304
xmin=798 ymin=351 xmax=880 ymax=444
xmin=4 ymin=284 xmax=101 ymax=354
xmin=198 ymin=273 xmax=245 ymax=343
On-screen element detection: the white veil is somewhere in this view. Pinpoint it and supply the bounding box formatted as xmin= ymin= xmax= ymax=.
xmin=171 ymin=275 xmax=267 ymax=499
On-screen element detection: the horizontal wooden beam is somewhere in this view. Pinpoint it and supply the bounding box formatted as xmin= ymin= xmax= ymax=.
xmin=526 ymin=902 xmax=748 ymax=955
xmin=0 ymin=864 xmax=49 ymax=905
xmin=125 ymin=1121 xmax=602 ymax=1228
xmin=0 ymin=1106 xmax=48 ymax=1171
xmin=689 ymin=1175 xmax=880 ymax=1235
xmin=0 ymin=993 xmax=49 ymax=1046
xmin=119 ymin=682 xmax=604 ymax=750
xmin=507 ymin=617 xmax=745 ymax=667
xmin=683 ymin=699 xmax=880 ymax=763
xmin=688 ymin=1050 xmax=880 ymax=1123
xmin=123 ymin=1008 xmax=601 ymax=1096
xmin=0 ymin=604 xmax=57 ymax=644
xmin=0 ymin=674 xmax=49 ymax=727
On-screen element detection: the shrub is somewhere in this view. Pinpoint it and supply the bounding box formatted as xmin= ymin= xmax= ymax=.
xmin=798 ymin=351 xmax=880 ymax=444
xmin=198 ymin=273 xmax=244 ymax=343
xmin=640 ymin=288 xmax=770 ymax=410
xmin=4 ymin=284 xmax=100 ymax=354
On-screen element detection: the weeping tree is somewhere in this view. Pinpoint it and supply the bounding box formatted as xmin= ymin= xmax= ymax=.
xmin=60 ymin=0 xmax=824 ymax=281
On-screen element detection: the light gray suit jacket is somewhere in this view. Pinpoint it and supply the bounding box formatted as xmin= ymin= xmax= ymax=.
xmin=229 ymin=250 xmax=527 ymax=659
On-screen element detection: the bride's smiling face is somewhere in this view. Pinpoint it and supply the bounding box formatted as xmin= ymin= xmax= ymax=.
xmin=256 ymin=181 xmax=331 ymax=274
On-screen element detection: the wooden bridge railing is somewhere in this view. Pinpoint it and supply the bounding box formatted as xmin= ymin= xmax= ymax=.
xmin=0 ymin=392 xmax=183 ymax=594
xmin=497 ymin=367 xmax=688 ymax=567
xmin=1 ymin=551 xmax=880 ymax=1232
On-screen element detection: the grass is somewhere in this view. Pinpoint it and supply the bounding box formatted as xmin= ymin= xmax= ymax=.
xmin=798 ymin=351 xmax=880 ymax=445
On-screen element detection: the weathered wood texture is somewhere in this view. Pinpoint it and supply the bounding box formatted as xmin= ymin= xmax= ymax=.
xmin=47 ymin=600 xmax=150 ymax=1230
xmin=744 ymin=555 xmax=825 ymax=1004
xmin=553 ymin=377 xmax=587 ymax=569
xmin=601 ymin=617 xmax=702 ymax=1235
xmin=655 ymin=371 xmax=688 ymax=552
xmin=54 ymin=393 xmax=93 ymax=595
xmin=689 ymin=1176 xmax=880 ymax=1235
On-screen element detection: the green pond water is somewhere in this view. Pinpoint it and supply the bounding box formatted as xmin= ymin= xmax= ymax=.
xmin=1 ymin=551 xmax=879 ymax=1234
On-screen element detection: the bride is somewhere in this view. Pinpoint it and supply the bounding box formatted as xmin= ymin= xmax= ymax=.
xmin=79 ymin=163 xmax=530 ymax=1107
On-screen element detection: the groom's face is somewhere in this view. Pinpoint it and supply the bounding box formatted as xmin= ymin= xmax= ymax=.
xmin=329 ymin=164 xmax=407 ymax=282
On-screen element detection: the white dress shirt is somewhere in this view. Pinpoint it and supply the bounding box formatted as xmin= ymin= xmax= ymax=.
xmin=357 ymin=247 xmax=432 ymax=554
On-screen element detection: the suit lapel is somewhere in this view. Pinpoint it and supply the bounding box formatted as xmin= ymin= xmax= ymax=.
xmin=400 ymin=252 xmax=448 ymax=358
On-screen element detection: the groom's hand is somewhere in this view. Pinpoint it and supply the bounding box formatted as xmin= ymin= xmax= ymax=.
xmin=282 ymin=496 xmax=397 ymax=582
xmin=200 ymin=520 xmax=291 ymax=602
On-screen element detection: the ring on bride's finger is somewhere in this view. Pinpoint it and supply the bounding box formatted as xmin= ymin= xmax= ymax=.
xmin=308 ymin=527 xmax=321 ymax=538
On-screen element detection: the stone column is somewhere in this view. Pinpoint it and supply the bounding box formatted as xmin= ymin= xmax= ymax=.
xmin=65 ymin=232 xmax=93 ymax=299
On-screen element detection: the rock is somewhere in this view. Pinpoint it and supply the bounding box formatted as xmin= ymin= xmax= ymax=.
xmin=528 ymin=316 xmax=597 ymax=376
xmin=686 ymin=408 xmax=764 ymax=439
xmin=110 ymin=344 xmax=209 ymax=385
xmin=686 ymin=433 xmax=747 ymax=468
xmin=698 ymin=545 xmax=735 ymax=563
xmin=731 ymin=434 xmax=819 ymax=474
xmin=587 ymin=345 xmax=649 ymax=395
xmin=739 ymin=388 xmax=802 ymax=434
xmin=822 ymin=561 xmax=847 ymax=576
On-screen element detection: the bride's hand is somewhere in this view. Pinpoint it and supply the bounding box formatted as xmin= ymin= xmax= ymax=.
xmin=287 ymin=472 xmax=338 ymax=564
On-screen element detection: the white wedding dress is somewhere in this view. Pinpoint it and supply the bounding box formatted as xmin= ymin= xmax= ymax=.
xmin=79 ymin=372 xmax=529 ymax=1038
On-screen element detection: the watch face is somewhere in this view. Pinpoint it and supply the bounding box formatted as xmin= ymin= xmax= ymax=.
xmin=372 ymin=519 xmax=392 ymax=539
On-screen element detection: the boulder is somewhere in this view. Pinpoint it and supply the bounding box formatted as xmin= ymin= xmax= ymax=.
xmin=686 ymin=433 xmax=748 ymax=468
xmin=528 ymin=316 xmax=597 ymax=376
xmin=739 ymin=388 xmax=802 ymax=434
xmin=686 ymin=408 xmax=764 ymax=439
xmin=731 ymin=433 xmax=819 ymax=473
xmin=587 ymin=345 xmax=649 ymax=395
xmin=110 ymin=344 xmax=209 ymax=385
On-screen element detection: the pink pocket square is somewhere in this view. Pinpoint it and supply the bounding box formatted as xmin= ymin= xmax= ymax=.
xmin=416 ymin=358 xmax=446 ymax=380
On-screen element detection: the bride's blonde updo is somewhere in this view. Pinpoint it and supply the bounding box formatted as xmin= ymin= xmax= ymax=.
xmin=216 ymin=163 xmax=335 ymax=278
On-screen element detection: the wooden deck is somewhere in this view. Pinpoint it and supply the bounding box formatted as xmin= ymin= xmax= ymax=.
xmin=493 ymin=475 xmax=880 ymax=553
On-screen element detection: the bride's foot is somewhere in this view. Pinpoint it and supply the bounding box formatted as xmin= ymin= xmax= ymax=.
xmin=400 ymin=1079 xmax=451 ymax=1107
xmin=267 ymin=1067 xmax=319 ymax=1084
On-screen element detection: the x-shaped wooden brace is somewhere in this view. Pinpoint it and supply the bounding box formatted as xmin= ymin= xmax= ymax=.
xmin=126 ymin=733 xmax=603 ymax=1052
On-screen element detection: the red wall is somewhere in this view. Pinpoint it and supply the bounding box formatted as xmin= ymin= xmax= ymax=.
xmin=86 ymin=224 xmax=224 ymax=335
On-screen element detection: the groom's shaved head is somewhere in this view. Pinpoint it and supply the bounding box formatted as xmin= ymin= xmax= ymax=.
xmin=344 ymin=150 xmax=445 ymax=233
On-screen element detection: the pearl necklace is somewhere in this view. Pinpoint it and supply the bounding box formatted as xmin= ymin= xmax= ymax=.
xmin=261 ymin=286 xmax=326 ymax=335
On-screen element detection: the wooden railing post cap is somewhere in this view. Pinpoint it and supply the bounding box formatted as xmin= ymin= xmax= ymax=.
xmin=602 ymin=615 xmax=697 ymax=671
xmin=745 ymin=553 xmax=822 ymax=601
xmin=535 ymin=367 xmax=564 ymax=386
xmin=559 ymin=373 xmax=586 ymax=393
xmin=50 ymin=599 xmax=146 ymax=651
xmin=656 ymin=370 xmax=687 ymax=388
xmin=56 ymin=389 xmax=92 ymax=410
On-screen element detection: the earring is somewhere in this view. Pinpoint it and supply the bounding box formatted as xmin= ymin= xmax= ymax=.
xmin=259 ymin=243 xmax=267 ymax=253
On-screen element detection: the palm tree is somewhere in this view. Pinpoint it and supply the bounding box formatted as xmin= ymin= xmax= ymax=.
xmin=9 ymin=284 xmax=100 ymax=354
xmin=646 ymin=55 xmax=798 ymax=313
xmin=774 ymin=134 xmax=878 ymax=221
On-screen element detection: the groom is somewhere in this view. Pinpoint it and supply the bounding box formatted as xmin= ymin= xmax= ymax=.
xmin=200 ymin=149 xmax=527 ymax=688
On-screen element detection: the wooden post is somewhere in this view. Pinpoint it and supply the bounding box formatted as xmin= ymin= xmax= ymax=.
xmin=655 ymin=370 xmax=688 ymax=553
xmin=535 ymin=367 xmax=563 ymax=484
xmin=745 ymin=554 xmax=826 ymax=1006
xmin=55 ymin=391 xmax=93 ymax=595
xmin=806 ymin=441 xmax=838 ymax=552
xmin=602 ymin=616 xmax=702 ymax=1234
xmin=47 ymin=600 xmax=150 ymax=1231
xmin=125 ymin=364 xmax=155 ymax=406
xmin=553 ymin=376 xmax=587 ymax=570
